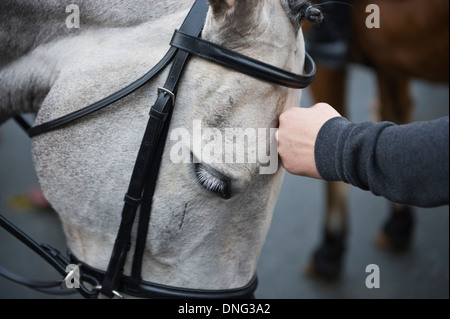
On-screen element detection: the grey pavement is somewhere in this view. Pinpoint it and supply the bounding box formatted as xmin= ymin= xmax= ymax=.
xmin=0 ymin=65 xmax=448 ymax=299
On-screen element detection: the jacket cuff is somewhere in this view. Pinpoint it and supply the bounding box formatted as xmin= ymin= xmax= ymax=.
xmin=315 ymin=117 xmax=351 ymax=181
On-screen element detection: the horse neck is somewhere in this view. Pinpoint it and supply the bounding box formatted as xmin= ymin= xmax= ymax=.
xmin=1 ymin=0 xmax=192 ymax=62
xmin=0 ymin=0 xmax=194 ymax=123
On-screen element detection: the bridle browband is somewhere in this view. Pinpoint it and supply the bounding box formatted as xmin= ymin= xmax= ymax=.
xmin=170 ymin=31 xmax=316 ymax=89
xmin=1 ymin=0 xmax=317 ymax=299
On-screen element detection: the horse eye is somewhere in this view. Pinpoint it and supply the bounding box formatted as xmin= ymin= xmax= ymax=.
xmin=194 ymin=163 xmax=232 ymax=200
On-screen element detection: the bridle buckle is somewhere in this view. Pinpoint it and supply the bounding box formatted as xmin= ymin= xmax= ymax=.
xmin=95 ymin=286 xmax=125 ymax=299
xmin=157 ymin=87 xmax=176 ymax=106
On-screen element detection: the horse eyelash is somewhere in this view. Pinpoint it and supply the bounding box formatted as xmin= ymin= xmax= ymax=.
xmin=194 ymin=164 xmax=231 ymax=199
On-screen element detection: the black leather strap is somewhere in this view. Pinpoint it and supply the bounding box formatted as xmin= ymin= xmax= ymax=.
xmin=99 ymin=51 xmax=192 ymax=298
xmin=28 ymin=48 xmax=176 ymax=138
xmin=99 ymin=0 xmax=209 ymax=298
xmin=170 ymin=30 xmax=317 ymax=89
xmin=70 ymin=252 xmax=257 ymax=299
xmin=14 ymin=116 xmax=32 ymax=132
xmin=128 ymin=101 xmax=174 ymax=289
xmin=0 ymin=214 xmax=69 ymax=276
xmin=0 ymin=214 xmax=100 ymax=298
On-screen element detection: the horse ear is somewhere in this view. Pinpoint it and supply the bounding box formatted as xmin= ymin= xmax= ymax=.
xmin=208 ymin=0 xmax=235 ymax=17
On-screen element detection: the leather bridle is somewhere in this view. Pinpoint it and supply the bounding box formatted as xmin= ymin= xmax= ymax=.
xmin=1 ymin=0 xmax=317 ymax=299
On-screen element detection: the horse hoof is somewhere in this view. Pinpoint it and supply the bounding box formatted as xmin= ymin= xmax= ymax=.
xmin=374 ymin=230 xmax=411 ymax=252
xmin=304 ymin=232 xmax=345 ymax=281
xmin=375 ymin=205 xmax=414 ymax=252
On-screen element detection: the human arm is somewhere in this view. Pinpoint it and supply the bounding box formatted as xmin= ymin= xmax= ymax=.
xmin=277 ymin=104 xmax=449 ymax=208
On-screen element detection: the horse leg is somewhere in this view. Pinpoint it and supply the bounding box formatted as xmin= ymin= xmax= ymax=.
xmin=305 ymin=67 xmax=349 ymax=280
xmin=373 ymin=70 xmax=415 ymax=251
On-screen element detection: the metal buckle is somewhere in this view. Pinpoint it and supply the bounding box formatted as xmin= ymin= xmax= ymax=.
xmin=157 ymin=87 xmax=176 ymax=105
xmin=94 ymin=285 xmax=125 ymax=299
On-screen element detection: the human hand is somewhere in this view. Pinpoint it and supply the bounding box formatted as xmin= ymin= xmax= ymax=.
xmin=276 ymin=103 xmax=342 ymax=179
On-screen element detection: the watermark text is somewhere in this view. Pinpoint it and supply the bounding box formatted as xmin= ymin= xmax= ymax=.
xmin=365 ymin=264 xmax=381 ymax=289
xmin=170 ymin=120 xmax=278 ymax=175
xmin=64 ymin=264 xmax=80 ymax=289
xmin=66 ymin=4 xmax=80 ymax=29
xmin=366 ymin=4 xmax=381 ymax=29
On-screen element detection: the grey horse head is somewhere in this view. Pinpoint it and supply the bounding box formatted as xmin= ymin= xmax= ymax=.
xmin=1 ymin=0 xmax=317 ymax=292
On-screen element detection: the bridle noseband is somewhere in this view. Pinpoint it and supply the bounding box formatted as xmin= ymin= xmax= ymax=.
xmin=1 ymin=0 xmax=317 ymax=299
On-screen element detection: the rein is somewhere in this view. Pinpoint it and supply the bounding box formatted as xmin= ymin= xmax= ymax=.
xmin=1 ymin=0 xmax=317 ymax=299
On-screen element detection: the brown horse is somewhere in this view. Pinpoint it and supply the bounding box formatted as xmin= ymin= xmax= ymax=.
xmin=305 ymin=0 xmax=449 ymax=279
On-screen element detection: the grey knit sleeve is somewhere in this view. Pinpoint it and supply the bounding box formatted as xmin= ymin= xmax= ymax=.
xmin=314 ymin=116 xmax=449 ymax=208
